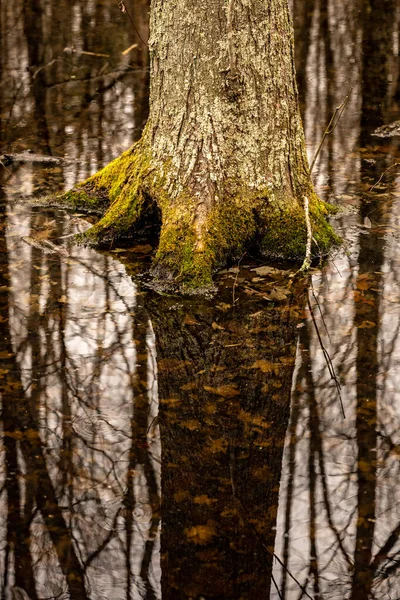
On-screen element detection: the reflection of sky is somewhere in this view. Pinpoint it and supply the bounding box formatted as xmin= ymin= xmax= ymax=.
xmin=272 ymin=1 xmax=400 ymax=595
xmin=2 ymin=198 xmax=161 ymax=599
xmin=2 ymin=0 xmax=400 ymax=598
xmin=0 ymin=0 xmax=141 ymax=176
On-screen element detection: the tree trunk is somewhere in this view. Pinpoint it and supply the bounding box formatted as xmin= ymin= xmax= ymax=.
xmin=64 ymin=0 xmax=338 ymax=289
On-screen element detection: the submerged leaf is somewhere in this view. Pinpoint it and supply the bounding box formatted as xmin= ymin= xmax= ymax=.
xmin=184 ymin=522 xmax=217 ymax=545
xmin=251 ymin=266 xmax=282 ymax=276
xmin=203 ymin=384 xmax=240 ymax=397
xmin=358 ymin=320 xmax=376 ymax=329
xmin=250 ymin=360 xmax=274 ymax=373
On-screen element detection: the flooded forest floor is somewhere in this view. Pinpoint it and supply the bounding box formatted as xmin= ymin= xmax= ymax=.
xmin=2 ymin=0 xmax=400 ymax=599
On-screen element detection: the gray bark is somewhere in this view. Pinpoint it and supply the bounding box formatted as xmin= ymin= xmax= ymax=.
xmin=147 ymin=0 xmax=311 ymax=248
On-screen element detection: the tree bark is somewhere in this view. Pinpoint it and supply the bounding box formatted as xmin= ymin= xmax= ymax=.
xmin=65 ymin=0 xmax=338 ymax=289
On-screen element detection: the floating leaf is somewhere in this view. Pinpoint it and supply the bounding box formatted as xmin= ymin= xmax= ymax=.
xmin=268 ymin=287 xmax=289 ymax=301
xmin=174 ymin=490 xmax=190 ymax=502
xmin=184 ymin=522 xmax=216 ymax=545
xmin=216 ymin=302 xmax=231 ymax=311
xmin=250 ymin=360 xmax=274 ymax=373
xmin=181 ymin=420 xmax=200 ymax=431
xmin=194 ymin=495 xmax=218 ymax=505
xmin=207 ymin=438 xmax=229 ymax=453
xmin=203 ymin=384 xmax=240 ymax=397
xmin=180 ymin=381 xmax=197 ymax=391
xmin=183 ymin=314 xmax=200 ymax=326
xmin=364 ymin=216 xmax=372 ymax=228
xmin=358 ymin=320 xmax=376 ymax=329
xmin=357 ymin=281 xmax=372 ymax=291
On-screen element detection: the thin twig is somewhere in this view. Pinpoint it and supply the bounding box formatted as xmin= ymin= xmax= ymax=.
xmin=118 ymin=1 xmax=148 ymax=48
xmin=310 ymin=89 xmax=352 ymax=172
xmin=271 ymin=572 xmax=284 ymax=600
xmin=310 ymin=280 xmax=331 ymax=343
xmin=307 ymin=295 xmax=345 ymax=418
xmin=369 ymin=162 xmax=400 ymax=192
xmin=232 ymin=252 xmax=245 ymax=306
xmin=300 ymin=196 xmax=312 ymax=272
xmin=0 ymin=159 xmax=12 ymax=175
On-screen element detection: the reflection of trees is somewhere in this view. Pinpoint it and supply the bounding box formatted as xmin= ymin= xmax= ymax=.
xmin=149 ymin=285 xmax=306 ymax=599
xmin=272 ymin=153 xmax=400 ymax=599
xmin=0 ymin=201 xmax=161 ymax=598
xmin=360 ymin=0 xmax=396 ymax=133
xmin=292 ymin=0 xmax=361 ymax=201
xmin=273 ymin=1 xmax=400 ymax=597
xmin=0 ymin=195 xmax=309 ymax=598
xmin=0 ymin=0 xmax=149 ymax=174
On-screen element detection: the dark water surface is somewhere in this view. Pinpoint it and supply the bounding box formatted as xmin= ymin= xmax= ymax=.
xmin=1 ymin=1 xmax=400 ymax=599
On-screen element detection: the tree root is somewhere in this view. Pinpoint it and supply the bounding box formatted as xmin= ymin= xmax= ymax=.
xmin=55 ymin=143 xmax=340 ymax=290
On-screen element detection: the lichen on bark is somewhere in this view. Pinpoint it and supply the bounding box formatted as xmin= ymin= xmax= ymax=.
xmin=58 ymin=0 xmax=340 ymax=290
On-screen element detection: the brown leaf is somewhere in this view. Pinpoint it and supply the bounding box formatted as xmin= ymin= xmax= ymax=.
xmin=357 ymin=281 xmax=372 ymax=291
xmin=127 ymin=244 xmax=153 ymax=254
xmin=268 ymin=287 xmax=289 ymax=301
xmin=184 ymin=522 xmax=217 ymax=545
xmin=183 ymin=314 xmax=200 ymax=326
xmin=251 ymin=266 xmax=282 ymax=276
xmin=203 ymin=384 xmax=240 ymax=397
xmin=250 ymin=360 xmax=274 ymax=373
xmin=181 ymin=420 xmax=200 ymax=431
xmin=194 ymin=495 xmax=218 ymax=506
xmin=207 ymin=438 xmax=229 ymax=453
xmin=358 ymin=320 xmax=376 ymax=329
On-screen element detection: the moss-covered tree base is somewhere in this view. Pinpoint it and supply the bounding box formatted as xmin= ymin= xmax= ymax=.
xmin=57 ymin=142 xmax=340 ymax=291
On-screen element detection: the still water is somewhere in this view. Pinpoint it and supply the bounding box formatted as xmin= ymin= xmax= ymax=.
xmin=1 ymin=0 xmax=400 ymax=598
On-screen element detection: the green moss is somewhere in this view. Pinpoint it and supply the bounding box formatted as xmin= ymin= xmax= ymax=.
xmin=206 ymin=197 xmax=259 ymax=264
xmin=261 ymin=194 xmax=340 ymax=260
xmin=74 ymin=141 xmax=156 ymax=245
xmin=153 ymin=192 xmax=214 ymax=288
xmin=154 ymin=188 xmax=340 ymax=289
xmin=54 ymin=189 xmax=108 ymax=214
xmin=54 ymin=134 xmax=340 ymax=288
xmin=153 ymin=188 xmax=267 ymax=289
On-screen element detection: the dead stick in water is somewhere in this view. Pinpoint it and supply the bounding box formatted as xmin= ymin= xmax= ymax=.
xmin=310 ymin=89 xmax=352 ymax=173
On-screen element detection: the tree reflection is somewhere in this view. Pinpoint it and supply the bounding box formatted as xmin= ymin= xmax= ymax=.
xmin=2 ymin=0 xmax=400 ymax=598
xmin=0 ymin=0 xmax=150 ymax=170
xmin=273 ymin=1 xmax=400 ymax=598
xmin=0 ymin=199 xmax=162 ymax=598
xmin=0 ymin=189 xmax=309 ymax=598
xmin=148 ymin=283 xmax=305 ymax=599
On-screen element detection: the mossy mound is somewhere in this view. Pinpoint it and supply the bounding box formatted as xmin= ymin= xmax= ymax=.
xmin=261 ymin=194 xmax=340 ymax=261
xmin=56 ymin=145 xmax=340 ymax=291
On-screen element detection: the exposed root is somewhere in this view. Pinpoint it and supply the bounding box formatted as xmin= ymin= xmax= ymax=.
xmin=54 ymin=141 xmax=340 ymax=290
